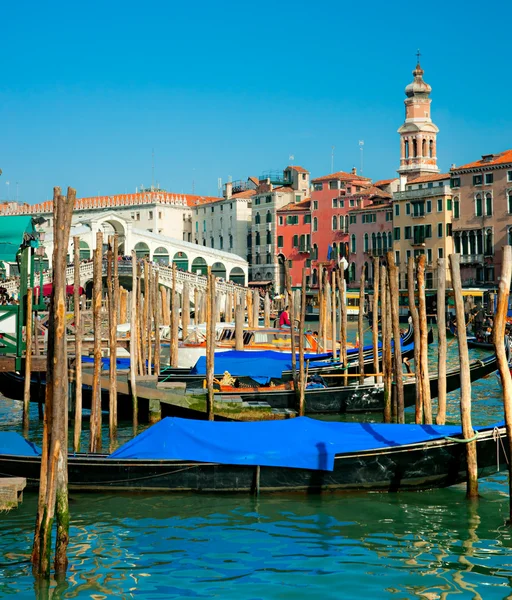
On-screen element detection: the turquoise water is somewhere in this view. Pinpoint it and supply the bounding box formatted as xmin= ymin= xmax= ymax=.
xmin=1 ymin=329 xmax=512 ymax=599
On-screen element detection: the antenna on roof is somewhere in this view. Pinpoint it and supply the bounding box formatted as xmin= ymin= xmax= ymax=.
xmin=359 ymin=140 xmax=364 ymax=175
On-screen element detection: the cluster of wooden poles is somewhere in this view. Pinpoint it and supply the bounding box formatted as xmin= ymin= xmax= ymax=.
xmin=25 ymin=186 xmax=512 ymax=579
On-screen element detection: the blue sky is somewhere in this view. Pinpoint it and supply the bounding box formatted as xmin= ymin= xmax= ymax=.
xmin=1 ymin=0 xmax=511 ymax=203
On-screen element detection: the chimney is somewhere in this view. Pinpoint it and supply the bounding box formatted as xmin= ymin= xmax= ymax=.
xmin=351 ymin=167 xmax=357 ymax=175
xmin=225 ymin=181 xmax=232 ymax=199
xmin=450 ymin=164 xmax=456 ymax=170
xmin=399 ymin=174 xmax=407 ymax=192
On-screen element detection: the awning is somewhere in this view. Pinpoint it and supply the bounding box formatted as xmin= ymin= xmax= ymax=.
xmin=0 ymin=216 xmax=38 ymax=263
xmin=34 ymin=284 xmax=84 ymax=297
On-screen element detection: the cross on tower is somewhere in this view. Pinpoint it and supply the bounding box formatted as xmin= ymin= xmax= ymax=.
xmin=416 ymin=49 xmax=421 ymax=63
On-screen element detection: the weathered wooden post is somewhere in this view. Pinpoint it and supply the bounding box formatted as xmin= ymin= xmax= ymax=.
xmin=170 ymin=264 xmax=179 ymax=368
xmin=23 ymin=287 xmax=33 ymax=433
xmin=324 ymin=274 xmax=331 ymax=349
xmin=387 ymin=251 xmax=404 ymax=423
xmin=32 ymin=186 xmax=75 ymax=578
xmin=119 ymin=287 xmax=128 ymax=325
xmin=358 ymin=265 xmax=365 ymax=384
xmin=153 ymin=272 xmax=161 ymax=376
xmin=331 ymin=271 xmax=337 ymax=360
xmin=235 ymin=302 xmax=244 ymax=350
xmin=417 ymin=254 xmax=432 ymax=424
xmin=252 ymin=289 xmax=259 ymax=328
xmin=372 ymin=257 xmax=380 ymax=383
xmin=493 ymin=245 xmax=512 ymax=521
xmin=380 ymin=265 xmax=391 ymax=423
xmin=146 ymin=263 xmax=153 ymax=377
xmin=137 ymin=266 xmax=145 ymax=376
xmin=106 ymin=236 xmax=117 ymax=442
xmin=298 ymin=268 xmax=307 ymax=416
xmin=206 ymin=269 xmax=215 ymax=420
xmin=285 ymin=262 xmax=296 ymax=384
xmin=90 ymin=232 xmax=103 ymax=453
xmin=338 ymin=271 xmax=348 ymax=386
xmin=449 ymin=253 xmax=478 ymax=499
xmin=73 ymin=237 xmax=83 ymax=452
xmin=407 ymin=256 xmax=422 ymax=424
xmin=194 ymin=287 xmax=199 ymax=326
xmin=436 ymin=258 xmax=447 ymax=425
xmin=143 ymin=261 xmax=150 ymax=375
xmin=318 ymin=270 xmax=324 ymax=353
xmin=225 ymin=288 xmax=232 ymax=324
xmin=264 ymin=292 xmax=271 ymax=327
xmin=160 ymin=287 xmax=169 ymax=327
xmin=247 ymin=289 xmax=253 ymax=328
xmin=182 ymin=280 xmax=190 ymax=334
xmin=130 ymin=251 xmax=138 ymax=429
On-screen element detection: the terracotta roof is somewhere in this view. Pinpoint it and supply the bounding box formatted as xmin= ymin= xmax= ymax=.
xmin=312 ymin=170 xmax=372 ymax=183
xmin=451 ymin=150 xmax=512 ymax=171
xmin=248 ymin=176 xmax=259 ymax=186
xmin=272 ymin=186 xmax=295 ymax=193
xmin=277 ymin=199 xmax=311 ymax=212
xmin=373 ymin=178 xmax=397 ymax=186
xmin=286 ymin=165 xmax=308 ymax=173
xmin=346 ymin=186 xmax=392 ymax=199
xmin=407 ymin=173 xmax=450 ymax=184
xmin=231 ymin=189 xmax=255 ymax=199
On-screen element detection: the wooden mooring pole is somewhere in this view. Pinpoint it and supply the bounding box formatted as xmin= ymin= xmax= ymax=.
xmin=170 ymin=264 xmax=179 ymax=368
xmin=380 ymin=264 xmax=391 ymax=423
xmin=372 ymin=257 xmax=379 ymax=384
xmin=107 ymin=236 xmax=117 ymax=443
xmin=407 ymin=257 xmax=422 ymax=424
xmin=90 ymin=231 xmax=103 ymax=453
xmin=417 ymin=254 xmax=432 ymax=424
xmin=493 ymin=245 xmax=512 ymax=522
xmin=338 ymin=271 xmax=348 ymax=387
xmin=206 ymin=269 xmax=215 ymax=420
xmin=436 ymin=258 xmax=447 ymax=425
xmin=358 ymin=265 xmax=365 ymax=384
xmin=73 ymin=237 xmax=83 ymax=452
xmin=449 ymin=253 xmax=478 ymax=499
xmin=130 ymin=250 xmax=138 ymax=431
xmin=298 ymin=268 xmax=307 ymax=416
xmin=32 ymin=186 xmax=75 ymax=578
xmin=387 ymin=252 xmax=404 ymax=423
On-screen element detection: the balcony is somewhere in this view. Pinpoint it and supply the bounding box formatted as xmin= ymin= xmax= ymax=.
xmin=259 ymin=170 xmax=292 ymax=186
xmin=367 ymin=248 xmax=386 ymax=257
xmin=393 ymin=185 xmax=451 ymax=201
xmin=411 ymin=240 xmax=426 ymax=248
xmin=460 ymin=253 xmax=484 ymax=265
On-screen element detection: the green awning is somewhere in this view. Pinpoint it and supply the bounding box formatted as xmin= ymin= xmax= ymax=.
xmin=0 ymin=216 xmax=37 ymax=263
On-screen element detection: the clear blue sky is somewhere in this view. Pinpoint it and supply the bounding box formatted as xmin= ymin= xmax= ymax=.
xmin=1 ymin=0 xmax=511 ymax=204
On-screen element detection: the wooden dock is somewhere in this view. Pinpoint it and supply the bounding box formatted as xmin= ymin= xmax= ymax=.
xmin=0 ymin=477 xmax=26 ymax=509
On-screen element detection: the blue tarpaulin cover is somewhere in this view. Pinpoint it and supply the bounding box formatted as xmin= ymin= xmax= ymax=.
xmin=0 ymin=432 xmax=41 ymax=456
xmin=81 ymin=356 xmax=131 ymax=370
xmin=190 ymin=350 xmax=338 ymax=383
xmin=109 ymin=416 xmax=495 ymax=471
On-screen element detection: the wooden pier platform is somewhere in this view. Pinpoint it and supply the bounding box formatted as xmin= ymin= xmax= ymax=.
xmin=0 ymin=477 xmax=27 ymax=509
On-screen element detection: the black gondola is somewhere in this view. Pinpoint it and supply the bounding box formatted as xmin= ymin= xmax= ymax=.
xmin=0 ymin=417 xmax=507 ymax=494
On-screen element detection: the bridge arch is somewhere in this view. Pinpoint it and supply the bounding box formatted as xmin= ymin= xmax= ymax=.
xmin=153 ymin=246 xmax=170 ymax=265
xmin=191 ymin=256 xmax=208 ymax=276
xmin=211 ymin=261 xmax=226 ymax=279
xmin=172 ymin=251 xmax=189 ymax=271
xmin=134 ymin=242 xmax=150 ymax=260
xmin=229 ymin=267 xmax=245 ymax=285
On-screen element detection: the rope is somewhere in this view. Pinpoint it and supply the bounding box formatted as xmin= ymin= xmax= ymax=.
xmin=445 ymin=431 xmax=479 ymax=443
xmin=493 ymin=426 xmax=509 ymax=470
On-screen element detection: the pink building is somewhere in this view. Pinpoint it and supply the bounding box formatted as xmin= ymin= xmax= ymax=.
xmin=276 ymin=199 xmax=312 ymax=288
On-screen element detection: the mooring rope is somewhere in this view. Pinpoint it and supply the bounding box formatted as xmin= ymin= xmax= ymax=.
xmin=445 ymin=431 xmax=479 ymax=443
xmin=493 ymin=426 xmax=509 ymax=471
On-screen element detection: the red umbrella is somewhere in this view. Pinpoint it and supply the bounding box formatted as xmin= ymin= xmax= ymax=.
xmin=34 ymin=284 xmax=84 ymax=297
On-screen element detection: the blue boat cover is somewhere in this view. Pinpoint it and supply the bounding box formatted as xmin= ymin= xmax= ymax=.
xmin=190 ymin=350 xmax=338 ymax=383
xmin=0 ymin=432 xmax=41 ymax=456
xmin=81 ymin=356 xmax=131 ymax=370
xmin=109 ymin=416 xmax=495 ymax=472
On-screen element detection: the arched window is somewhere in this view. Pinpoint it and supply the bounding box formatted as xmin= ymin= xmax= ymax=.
xmin=292 ymin=234 xmax=299 ymax=248
xmin=219 ymin=236 xmax=223 ymax=250
xmin=345 ymin=215 xmax=349 ymax=232
xmin=247 ymin=233 xmax=252 ymax=247
xmin=405 ymin=140 xmax=409 ymax=158
xmin=351 ymin=234 xmax=356 ymax=254
xmin=210 ymin=237 xmax=214 ymax=248
xmin=371 ymin=233 xmax=376 ymax=250
xmin=388 ymin=232 xmax=392 ymax=249
xmin=453 ymin=196 xmax=460 ymax=218
xmin=312 ymin=269 xmax=318 ymax=285
xmin=377 ymin=233 xmax=382 ymax=252
xmin=255 ymin=231 xmax=260 ymax=245
xmin=229 ymin=235 xmax=233 ymax=248
xmin=364 ymin=233 xmax=369 ymax=252
xmin=383 ymin=232 xmax=388 ymax=252
xmin=332 ymin=215 xmax=337 ymax=230
xmin=508 ymin=227 xmax=512 ymax=246
xmin=422 ymin=138 xmax=427 ymax=157
xmin=255 ymin=213 xmax=261 ymax=225
xmin=475 ymin=194 xmax=482 ymax=217
xmin=485 ymin=228 xmax=493 ymax=256
xmin=313 ymin=217 xmax=318 ymax=232
xmin=266 ymin=211 xmax=272 ymax=223
xmin=313 ymin=244 xmax=318 ymax=260
xmin=429 ymin=139 xmax=433 ymax=158
xmin=266 ymin=252 xmax=272 ymax=264
xmin=412 ymin=138 xmax=418 ymax=157
xmin=349 ymin=262 xmax=356 ymax=282
xmin=332 ymin=242 xmax=337 ymax=259
xmin=255 ymin=253 xmax=261 ymax=265
xmin=508 ymin=191 xmax=512 ymax=214
xmin=266 ymin=230 xmax=271 ymax=244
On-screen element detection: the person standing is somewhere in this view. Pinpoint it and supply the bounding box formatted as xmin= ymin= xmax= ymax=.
xmin=279 ymin=308 xmax=291 ymax=328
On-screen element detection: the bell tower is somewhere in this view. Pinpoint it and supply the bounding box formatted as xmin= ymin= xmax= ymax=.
xmin=398 ymin=54 xmax=439 ymax=179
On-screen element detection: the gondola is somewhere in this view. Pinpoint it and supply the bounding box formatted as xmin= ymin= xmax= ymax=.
xmin=467 ymin=338 xmax=493 ymax=350
xmin=217 ymin=354 xmax=499 ymax=414
xmin=0 ymin=417 xmax=507 ymax=494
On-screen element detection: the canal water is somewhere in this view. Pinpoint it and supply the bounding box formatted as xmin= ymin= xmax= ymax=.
xmin=1 ymin=327 xmax=512 ymax=599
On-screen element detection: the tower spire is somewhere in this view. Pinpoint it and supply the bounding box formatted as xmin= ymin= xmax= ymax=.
xmin=397 ymin=57 xmax=439 ymax=179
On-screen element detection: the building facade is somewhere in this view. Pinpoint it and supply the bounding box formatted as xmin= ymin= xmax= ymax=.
xmin=310 ymin=169 xmax=372 ymax=285
xmin=250 ymin=166 xmax=310 ymax=288
xmin=276 ymin=199 xmax=311 ymax=289
xmin=450 ymin=149 xmax=512 ymax=285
